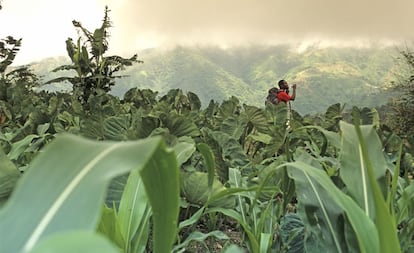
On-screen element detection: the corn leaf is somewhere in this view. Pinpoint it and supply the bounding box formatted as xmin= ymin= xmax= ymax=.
xmin=118 ymin=168 xmax=150 ymax=253
xmin=351 ymin=111 xmax=401 ymax=253
xmin=286 ymin=161 xmax=379 ymax=253
xmin=28 ymin=231 xmax=120 ymax=253
xmin=339 ymin=121 xmax=388 ymax=219
xmin=0 ymin=134 xmax=164 ymax=253
xmin=139 ymin=140 xmax=180 ymax=253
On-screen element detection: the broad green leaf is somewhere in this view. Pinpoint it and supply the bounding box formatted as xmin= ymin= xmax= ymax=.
xmin=217 ymin=96 xmax=241 ymax=120
xmin=36 ymin=123 xmax=50 ymax=136
xmin=207 ymin=207 xmax=259 ymax=253
xmin=103 ymin=116 xmax=131 ymax=141
xmin=220 ymin=116 xmax=244 ymax=139
xmin=203 ymin=128 xmax=249 ymax=169
xmin=247 ymin=132 xmax=272 ymax=144
xmin=28 ymin=231 xmax=120 ymax=253
xmin=196 ymin=143 xmax=215 ymax=190
xmin=286 ymin=161 xmax=379 ymax=253
xmin=7 ymin=134 xmax=38 ymax=160
xmin=130 ymin=206 xmax=151 ymax=253
xmin=178 ymin=206 xmax=205 ymax=230
xmin=206 ymin=185 xmax=278 ymax=207
xmin=262 ymin=127 xmax=286 ymax=158
xmin=323 ymin=103 xmax=343 ymax=131
xmin=396 ymin=182 xmax=414 ymax=224
xmin=123 ymin=88 xmax=158 ymax=109
xmin=265 ymin=101 xmax=288 ymax=128
xmin=228 ymin=168 xmax=247 ymax=224
xmin=81 ymin=116 xmax=105 ymax=139
xmin=259 ymin=233 xmax=272 ymax=253
xmin=222 ymin=244 xmax=245 ymax=253
xmin=181 ymin=171 xmax=235 ymax=208
xmin=136 ymin=116 xmax=160 ymax=139
xmin=357 ymin=107 xmax=376 ymax=125
xmin=97 ymin=205 xmax=125 ymax=250
xmin=242 ymin=104 xmax=269 ymax=133
xmin=351 ymin=111 xmax=401 ymax=253
xmin=387 ymin=143 xmax=402 ymax=217
xmin=0 ymin=134 xmax=164 ymax=253
xmin=160 ymin=112 xmax=200 ymax=137
xmin=339 ymin=121 xmax=387 ymax=219
xmin=279 ymin=213 xmax=305 ymax=253
xmin=105 ymin=174 xmax=128 ymax=209
xmin=186 ymin=91 xmax=202 ymax=111
xmin=139 ymin=140 xmax=180 ymax=253
xmin=172 ymin=230 xmax=229 ymax=252
xmin=291 ymin=125 xmax=340 ymax=148
xmin=0 ymin=148 xmax=20 ymax=203
xmin=173 ymin=137 xmax=196 ymax=166
xmin=118 ymin=168 xmax=150 ymax=253
xmin=288 ymin=161 xmax=349 ymax=252
xmin=54 ymin=111 xmax=81 ymax=134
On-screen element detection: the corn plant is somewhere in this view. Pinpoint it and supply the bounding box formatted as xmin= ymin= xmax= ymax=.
xmin=0 ymin=134 xmax=180 ymax=253
xmin=274 ymin=111 xmax=403 ymax=253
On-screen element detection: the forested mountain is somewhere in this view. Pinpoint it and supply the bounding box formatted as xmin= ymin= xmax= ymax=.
xmin=30 ymin=45 xmax=401 ymax=115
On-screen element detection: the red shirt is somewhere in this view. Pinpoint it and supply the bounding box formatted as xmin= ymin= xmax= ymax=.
xmin=277 ymin=90 xmax=292 ymax=103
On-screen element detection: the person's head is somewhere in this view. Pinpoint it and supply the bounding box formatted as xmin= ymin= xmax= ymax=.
xmin=278 ymin=79 xmax=288 ymax=89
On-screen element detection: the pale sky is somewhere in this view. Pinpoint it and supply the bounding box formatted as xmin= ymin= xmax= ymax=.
xmin=1 ymin=0 xmax=413 ymax=65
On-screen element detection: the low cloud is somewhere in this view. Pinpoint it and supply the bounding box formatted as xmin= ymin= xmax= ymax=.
xmin=2 ymin=0 xmax=413 ymax=65
xmin=106 ymin=0 xmax=414 ymax=53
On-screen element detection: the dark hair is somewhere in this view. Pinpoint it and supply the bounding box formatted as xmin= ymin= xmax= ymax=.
xmin=278 ymin=79 xmax=286 ymax=88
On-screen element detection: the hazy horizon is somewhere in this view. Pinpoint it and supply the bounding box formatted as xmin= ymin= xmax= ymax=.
xmin=1 ymin=0 xmax=413 ymax=65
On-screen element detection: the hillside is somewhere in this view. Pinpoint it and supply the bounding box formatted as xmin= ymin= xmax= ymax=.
xmin=29 ymin=45 xmax=401 ymax=115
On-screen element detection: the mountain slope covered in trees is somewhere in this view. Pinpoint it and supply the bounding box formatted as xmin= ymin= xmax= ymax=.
xmin=31 ymin=45 xmax=401 ymax=115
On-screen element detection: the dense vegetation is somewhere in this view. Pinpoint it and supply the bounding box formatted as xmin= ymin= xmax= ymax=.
xmin=29 ymin=44 xmax=401 ymax=115
xmin=1 ymin=5 xmax=413 ymax=253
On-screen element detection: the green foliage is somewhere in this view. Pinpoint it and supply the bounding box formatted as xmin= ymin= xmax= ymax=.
xmin=45 ymin=6 xmax=141 ymax=110
xmin=386 ymin=48 xmax=414 ymax=141
xmin=0 ymin=36 xmax=21 ymax=74
xmin=99 ymin=168 xmax=151 ymax=253
xmin=339 ymin=120 xmax=388 ymax=219
xmin=279 ymin=213 xmax=305 ymax=253
xmin=0 ymin=9 xmax=411 ymax=251
xmin=0 ymin=79 xmax=411 ymax=252
xmin=181 ymin=171 xmax=235 ymax=208
xmin=0 ymin=134 xmax=180 ymax=253
xmin=283 ymin=117 xmax=403 ymax=253
xmin=0 ymin=148 xmax=19 ymax=206
xmin=28 ymin=231 xmax=122 ymax=253
xmin=32 ymin=45 xmax=399 ymax=115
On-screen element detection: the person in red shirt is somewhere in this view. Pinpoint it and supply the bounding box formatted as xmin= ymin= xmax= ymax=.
xmin=277 ymin=79 xmax=297 ymax=103
xmin=276 ymin=79 xmax=297 ymax=130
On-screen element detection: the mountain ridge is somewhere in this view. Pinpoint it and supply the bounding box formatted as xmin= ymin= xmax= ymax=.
xmin=27 ymin=45 xmax=401 ymax=115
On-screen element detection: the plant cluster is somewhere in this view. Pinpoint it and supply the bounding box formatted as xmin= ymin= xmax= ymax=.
xmin=0 ymin=5 xmax=413 ymax=253
xmin=0 ymin=77 xmax=413 ymax=252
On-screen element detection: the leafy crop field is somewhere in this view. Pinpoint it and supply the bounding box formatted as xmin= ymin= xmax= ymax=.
xmin=0 ymin=84 xmax=413 ymax=252
xmin=0 ymin=6 xmax=413 ymax=253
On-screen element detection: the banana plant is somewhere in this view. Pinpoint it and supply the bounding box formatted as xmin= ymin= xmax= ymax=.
xmin=45 ymin=6 xmax=141 ymax=109
xmin=0 ymin=36 xmax=22 ymax=75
